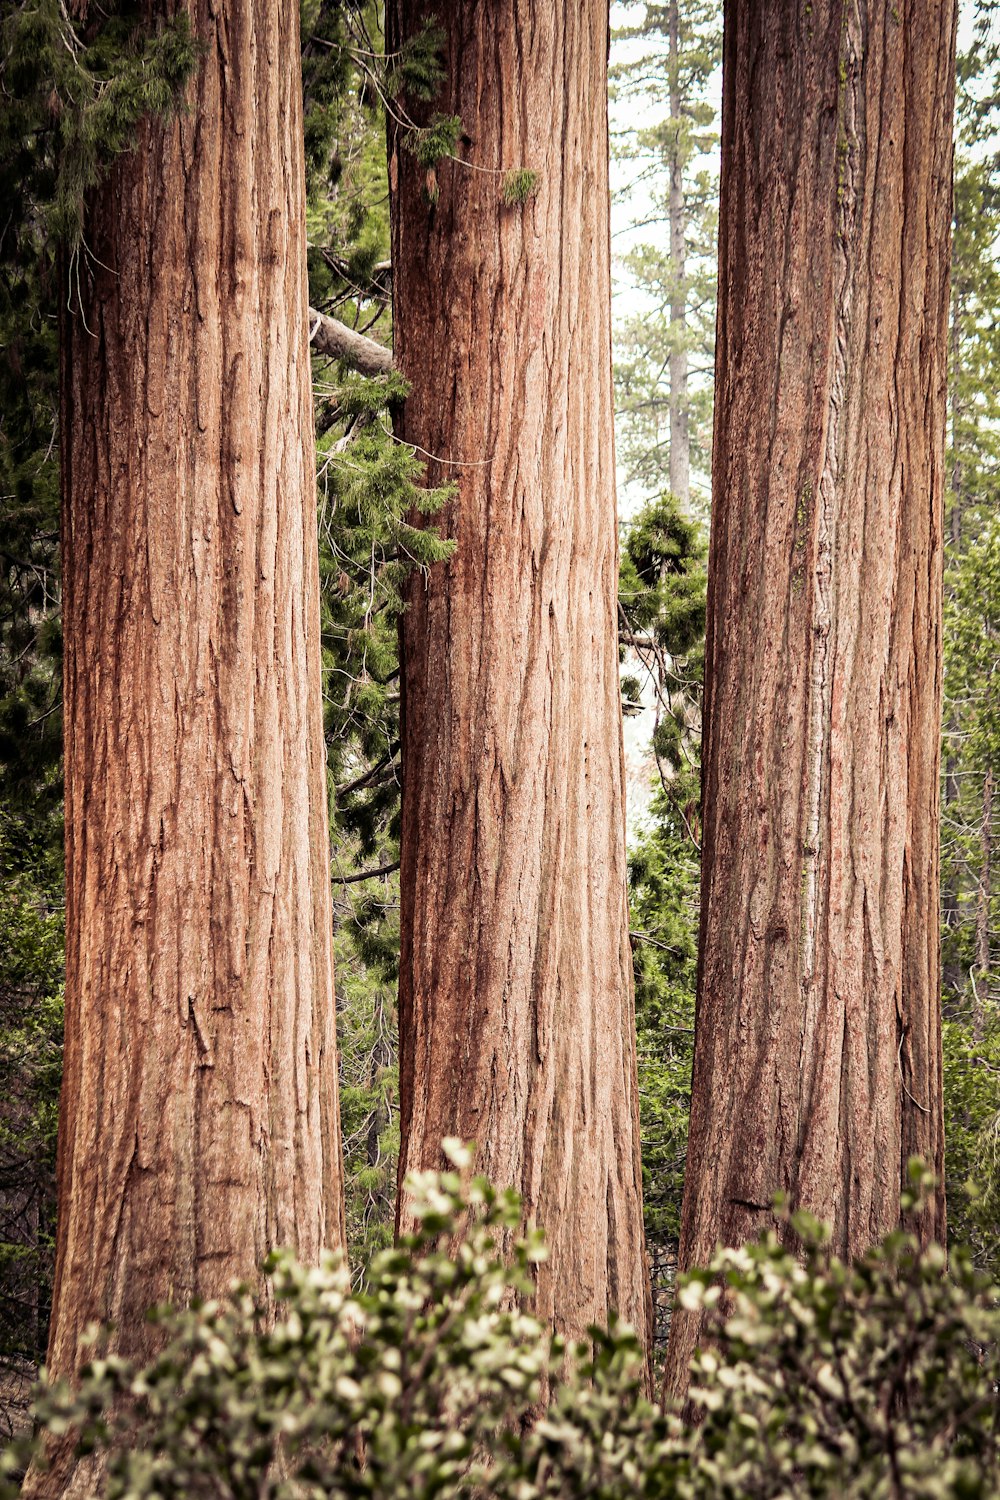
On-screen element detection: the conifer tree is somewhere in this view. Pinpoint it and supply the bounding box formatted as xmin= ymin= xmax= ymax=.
xmin=613 ymin=0 xmax=719 ymax=514
xmin=386 ymin=0 xmax=651 ymax=1354
xmin=665 ymin=0 xmax=956 ymax=1395
xmin=611 ymin=2 xmax=717 ymax=1344
xmin=941 ymin=19 xmax=1000 ymax=1020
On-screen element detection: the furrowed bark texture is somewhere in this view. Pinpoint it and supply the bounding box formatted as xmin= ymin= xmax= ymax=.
xmin=664 ymin=0 xmax=955 ymax=1395
xmin=387 ymin=0 xmax=650 ymax=1353
xmin=42 ymin=0 xmax=344 ymax=1483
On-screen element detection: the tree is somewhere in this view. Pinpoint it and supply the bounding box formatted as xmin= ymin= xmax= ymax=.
xmin=940 ymin=21 xmax=1000 ymax=1016
xmin=664 ymin=0 xmax=956 ymax=1395
xmin=610 ymin=4 xmax=717 ymax=1347
xmin=386 ymin=0 xmax=651 ymax=1352
xmin=617 ymin=496 xmax=705 ymax=1345
xmin=613 ymin=0 xmax=719 ymax=515
xmin=31 ymin=0 xmax=347 ymax=1483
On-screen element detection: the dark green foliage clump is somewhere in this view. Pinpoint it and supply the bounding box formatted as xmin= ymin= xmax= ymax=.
xmin=941 ymin=1014 xmax=1000 ymax=1276
xmin=384 ymin=18 xmax=446 ymax=104
xmin=0 ymin=812 xmax=63 ymax=1388
xmin=11 ymin=1157 xmax=1000 ymax=1500
xmin=0 ymin=0 xmax=194 ymax=821
xmin=618 ymin=496 xmax=706 ymax=1331
xmin=628 ymin=799 xmax=697 ymax=1256
xmin=408 ymin=112 xmax=462 ymax=170
xmin=0 ymin=0 xmax=198 ymax=252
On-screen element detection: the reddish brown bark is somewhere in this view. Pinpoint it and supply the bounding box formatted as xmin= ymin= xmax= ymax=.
xmin=37 ymin=0 xmax=344 ymax=1487
xmin=387 ymin=1 xmax=651 ymax=1354
xmin=664 ymin=0 xmax=955 ymax=1396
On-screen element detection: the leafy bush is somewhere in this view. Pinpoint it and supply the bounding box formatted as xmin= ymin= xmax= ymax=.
xmin=8 ymin=1154 xmax=1000 ymax=1499
xmin=680 ymin=1164 xmax=1000 ymax=1498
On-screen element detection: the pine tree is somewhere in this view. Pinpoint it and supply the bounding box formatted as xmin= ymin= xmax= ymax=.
xmin=611 ymin=1 xmax=717 ymax=1346
xmin=941 ymin=16 xmax=1000 ymax=1017
xmin=612 ymin=0 xmax=720 ymax=514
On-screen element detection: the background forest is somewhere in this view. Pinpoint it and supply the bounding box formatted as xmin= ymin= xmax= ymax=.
xmin=0 ymin=0 xmax=997 ymax=1431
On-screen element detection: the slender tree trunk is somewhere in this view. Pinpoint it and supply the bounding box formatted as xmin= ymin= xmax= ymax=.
xmin=664 ymin=0 xmax=955 ymax=1397
xmin=974 ymin=764 xmax=993 ymax=1040
xmin=36 ymin=0 xmax=344 ymax=1487
xmin=387 ymin=0 xmax=651 ymax=1356
xmin=943 ymin=284 xmax=963 ymax=992
xmin=668 ymin=0 xmax=690 ymax=509
xmin=950 ymin=284 xmax=964 ymax=551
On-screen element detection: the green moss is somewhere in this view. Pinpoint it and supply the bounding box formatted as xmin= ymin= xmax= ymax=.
xmin=500 ymin=168 xmax=539 ymax=206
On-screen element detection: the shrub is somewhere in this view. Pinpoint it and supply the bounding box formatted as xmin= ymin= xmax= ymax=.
xmin=6 ymin=1154 xmax=1000 ymax=1499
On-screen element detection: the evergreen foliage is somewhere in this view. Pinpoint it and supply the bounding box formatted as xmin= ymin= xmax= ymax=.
xmin=938 ymin=6 xmax=1000 ymax=1271
xmin=0 ymin=0 xmax=195 ymax=826
xmin=500 ymin=169 xmax=539 ymax=206
xmin=0 ymin=0 xmax=198 ymax=252
xmin=0 ymin=811 xmax=61 ymax=1386
xmin=941 ymin=1016 xmax=1000 ymax=1275
xmin=611 ymin=0 xmax=720 ymax=512
xmin=618 ymin=495 xmax=705 ymax=1338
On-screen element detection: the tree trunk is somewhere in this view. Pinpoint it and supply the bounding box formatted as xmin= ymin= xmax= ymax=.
xmin=664 ymin=0 xmax=954 ymax=1397
xmin=668 ymin=0 xmax=690 ymax=509
xmin=387 ymin=0 xmax=651 ymax=1356
xmin=38 ymin=0 xmax=344 ymax=1486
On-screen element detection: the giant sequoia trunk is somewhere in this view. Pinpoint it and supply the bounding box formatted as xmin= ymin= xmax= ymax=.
xmin=41 ymin=0 xmax=344 ymax=1484
xmin=664 ymin=0 xmax=955 ymax=1395
xmin=387 ymin=0 xmax=650 ymax=1352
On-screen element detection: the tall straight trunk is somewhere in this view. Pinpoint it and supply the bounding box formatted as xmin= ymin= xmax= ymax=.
xmin=668 ymin=0 xmax=690 ymax=509
xmin=387 ymin=0 xmax=650 ymax=1353
xmin=664 ymin=0 xmax=955 ymax=1396
xmin=40 ymin=0 xmax=344 ymax=1484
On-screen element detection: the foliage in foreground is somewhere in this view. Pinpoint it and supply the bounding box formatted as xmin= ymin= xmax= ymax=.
xmin=8 ymin=1153 xmax=1000 ymax=1500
